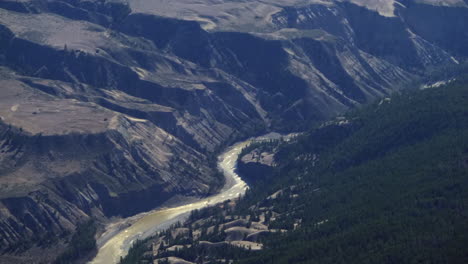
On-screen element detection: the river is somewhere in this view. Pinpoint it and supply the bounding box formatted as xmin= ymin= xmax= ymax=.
xmin=89 ymin=132 xmax=294 ymax=264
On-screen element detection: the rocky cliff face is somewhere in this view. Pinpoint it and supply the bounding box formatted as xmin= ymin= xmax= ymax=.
xmin=0 ymin=0 xmax=466 ymax=261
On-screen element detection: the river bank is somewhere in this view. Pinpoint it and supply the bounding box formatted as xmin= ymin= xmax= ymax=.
xmin=89 ymin=132 xmax=294 ymax=264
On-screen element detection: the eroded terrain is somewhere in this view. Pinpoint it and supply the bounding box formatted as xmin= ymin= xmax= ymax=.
xmin=0 ymin=0 xmax=466 ymax=262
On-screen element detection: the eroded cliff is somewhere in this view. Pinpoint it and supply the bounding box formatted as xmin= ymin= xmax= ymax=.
xmin=0 ymin=0 xmax=466 ymax=261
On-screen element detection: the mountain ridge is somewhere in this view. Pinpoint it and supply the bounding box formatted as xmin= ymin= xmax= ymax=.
xmin=0 ymin=0 xmax=466 ymax=262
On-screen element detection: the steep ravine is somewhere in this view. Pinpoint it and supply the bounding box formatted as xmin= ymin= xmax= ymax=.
xmin=0 ymin=115 xmax=215 ymax=252
xmin=90 ymin=133 xmax=294 ymax=264
xmin=0 ymin=0 xmax=466 ymax=262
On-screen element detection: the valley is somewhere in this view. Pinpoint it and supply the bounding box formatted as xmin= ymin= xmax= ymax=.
xmin=0 ymin=0 xmax=467 ymax=263
xmin=120 ymin=79 xmax=468 ymax=264
xmin=90 ymin=133 xmax=295 ymax=264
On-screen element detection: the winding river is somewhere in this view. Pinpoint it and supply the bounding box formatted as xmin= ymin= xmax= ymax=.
xmin=89 ymin=132 xmax=293 ymax=264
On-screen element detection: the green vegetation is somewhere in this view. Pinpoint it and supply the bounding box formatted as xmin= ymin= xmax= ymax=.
xmin=234 ymin=80 xmax=468 ymax=263
xmin=119 ymin=239 xmax=152 ymax=264
xmin=119 ymin=80 xmax=468 ymax=263
xmin=54 ymin=220 xmax=97 ymax=264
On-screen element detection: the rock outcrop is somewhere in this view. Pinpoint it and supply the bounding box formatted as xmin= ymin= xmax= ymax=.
xmin=238 ymin=150 xmax=276 ymax=184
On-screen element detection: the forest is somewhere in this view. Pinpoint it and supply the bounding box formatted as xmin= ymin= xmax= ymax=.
xmin=235 ymin=79 xmax=468 ymax=263
xmin=121 ymin=79 xmax=468 ymax=263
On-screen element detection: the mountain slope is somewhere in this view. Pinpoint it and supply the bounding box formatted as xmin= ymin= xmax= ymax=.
xmin=244 ymin=79 xmax=468 ymax=264
xmin=129 ymin=79 xmax=468 ymax=264
xmin=0 ymin=0 xmax=467 ymax=261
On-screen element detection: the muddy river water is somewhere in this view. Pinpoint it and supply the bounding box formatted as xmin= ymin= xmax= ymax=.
xmin=89 ymin=132 xmax=295 ymax=264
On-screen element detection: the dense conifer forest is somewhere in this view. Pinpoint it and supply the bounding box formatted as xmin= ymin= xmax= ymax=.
xmin=54 ymin=220 xmax=97 ymax=264
xmin=235 ymin=80 xmax=468 ymax=264
xmin=121 ymin=80 xmax=468 ymax=263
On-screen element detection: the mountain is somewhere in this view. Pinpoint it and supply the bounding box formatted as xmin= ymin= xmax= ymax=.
xmin=122 ymin=78 xmax=468 ymax=264
xmin=0 ymin=0 xmax=467 ymax=262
